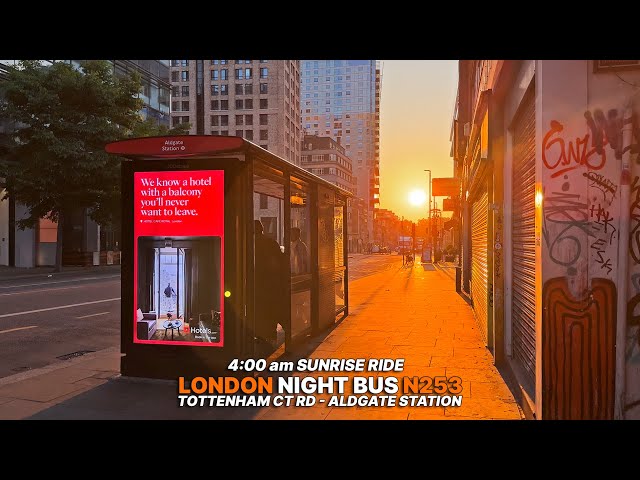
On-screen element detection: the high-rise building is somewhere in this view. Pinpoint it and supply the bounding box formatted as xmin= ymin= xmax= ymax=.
xmin=170 ymin=60 xmax=301 ymax=165
xmin=301 ymin=60 xmax=381 ymax=245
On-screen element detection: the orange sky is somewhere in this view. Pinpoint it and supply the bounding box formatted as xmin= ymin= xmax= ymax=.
xmin=379 ymin=60 xmax=458 ymax=222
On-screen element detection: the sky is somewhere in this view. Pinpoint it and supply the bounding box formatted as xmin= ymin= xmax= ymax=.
xmin=379 ymin=60 xmax=458 ymax=222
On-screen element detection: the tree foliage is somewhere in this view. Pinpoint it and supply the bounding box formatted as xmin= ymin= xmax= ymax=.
xmin=0 ymin=60 xmax=188 ymax=270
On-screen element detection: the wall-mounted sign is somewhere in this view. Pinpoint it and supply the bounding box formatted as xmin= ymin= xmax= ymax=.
xmin=594 ymin=60 xmax=640 ymax=73
xmin=442 ymin=198 xmax=456 ymax=212
xmin=432 ymin=178 xmax=459 ymax=197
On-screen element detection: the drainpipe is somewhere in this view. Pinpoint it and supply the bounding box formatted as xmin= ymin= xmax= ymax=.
xmin=615 ymin=103 xmax=633 ymax=420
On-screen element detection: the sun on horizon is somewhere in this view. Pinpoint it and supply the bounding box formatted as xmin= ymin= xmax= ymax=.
xmin=408 ymin=189 xmax=427 ymax=207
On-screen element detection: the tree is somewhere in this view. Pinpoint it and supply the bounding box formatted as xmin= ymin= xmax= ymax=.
xmin=0 ymin=60 xmax=188 ymax=272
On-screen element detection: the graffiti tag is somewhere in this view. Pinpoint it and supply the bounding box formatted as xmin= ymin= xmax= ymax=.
xmin=583 ymin=172 xmax=617 ymax=204
xmin=589 ymin=203 xmax=617 ymax=244
xmin=630 ymin=176 xmax=640 ymax=264
xmin=542 ymin=120 xmax=606 ymax=178
xmin=590 ymin=238 xmax=612 ymax=275
xmin=542 ymin=191 xmax=592 ymax=268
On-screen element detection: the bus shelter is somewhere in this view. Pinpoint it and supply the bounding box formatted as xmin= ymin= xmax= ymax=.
xmin=106 ymin=135 xmax=350 ymax=379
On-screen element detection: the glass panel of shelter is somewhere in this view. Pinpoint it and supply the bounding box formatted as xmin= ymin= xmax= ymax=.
xmin=253 ymin=163 xmax=287 ymax=358
xmin=290 ymin=176 xmax=312 ymax=338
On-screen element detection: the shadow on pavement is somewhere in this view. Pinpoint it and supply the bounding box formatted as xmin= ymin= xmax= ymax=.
xmin=27 ymin=377 xmax=264 ymax=420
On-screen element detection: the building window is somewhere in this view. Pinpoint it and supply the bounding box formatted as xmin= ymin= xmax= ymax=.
xmin=245 ymin=83 xmax=253 ymax=95
xmin=235 ymin=60 xmax=242 ymax=65
xmin=260 ymin=99 xmax=268 ymax=109
xmin=181 ymin=101 xmax=189 ymax=111
xmin=260 ymin=83 xmax=268 ymax=94
xmin=221 ymin=69 xmax=228 ymax=80
xmin=221 ymin=100 xmax=229 ymax=110
xmin=220 ymin=115 xmax=229 ymax=126
xmin=182 ymin=116 xmax=189 ymax=123
xmin=260 ymin=114 xmax=268 ymax=125
xmin=245 ymin=60 xmax=252 ymax=64
xmin=171 ymin=60 xmax=180 ymax=67
xmin=236 ymin=129 xmax=243 ymax=137
xmin=260 ymin=194 xmax=268 ymax=209
xmin=181 ymin=86 xmax=189 ymax=96
xmin=260 ymin=130 xmax=268 ymax=141
xmin=260 ymin=60 xmax=268 ymax=63
xmin=220 ymin=60 xmax=227 ymax=64
xmin=235 ymin=84 xmax=243 ymax=95
xmin=172 ymin=117 xmax=180 ymax=127
xmin=211 ymin=115 xmax=219 ymax=126
xmin=245 ymin=114 xmax=253 ymax=125
xmin=211 ymin=85 xmax=219 ymax=96
xmin=171 ymin=71 xmax=179 ymax=82
xmin=245 ymin=98 xmax=253 ymax=109
xmin=221 ymin=84 xmax=228 ymax=95
xmin=181 ymin=71 xmax=189 ymax=81
xmin=236 ymin=114 xmax=244 ymax=125
xmin=260 ymin=68 xmax=268 ymax=79
xmin=211 ymin=100 xmax=219 ymax=110
xmin=172 ymin=86 xmax=179 ymax=97
xmin=212 ymin=70 xmax=219 ymax=80
xmin=211 ymin=60 xmax=219 ymax=65
xmin=235 ymin=69 xmax=244 ymax=80
xmin=172 ymin=101 xmax=178 ymax=112
xmin=245 ymin=68 xmax=252 ymax=79
xmin=236 ymin=99 xmax=243 ymax=109
xmin=245 ymin=130 xmax=253 ymax=141
xmin=221 ymin=130 xmax=228 ymax=136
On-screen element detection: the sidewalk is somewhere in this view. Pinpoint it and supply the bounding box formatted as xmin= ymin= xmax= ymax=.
xmin=0 ymin=257 xmax=522 ymax=420
xmin=0 ymin=264 xmax=121 ymax=281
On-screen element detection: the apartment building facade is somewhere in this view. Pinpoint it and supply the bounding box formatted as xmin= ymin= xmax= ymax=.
xmin=301 ymin=60 xmax=381 ymax=245
xmin=301 ymin=134 xmax=366 ymax=252
xmin=170 ymin=60 xmax=301 ymax=165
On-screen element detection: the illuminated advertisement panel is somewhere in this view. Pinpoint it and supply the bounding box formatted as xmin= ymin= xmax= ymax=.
xmin=133 ymin=170 xmax=224 ymax=347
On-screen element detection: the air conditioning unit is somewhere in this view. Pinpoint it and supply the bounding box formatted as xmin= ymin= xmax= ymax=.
xmin=463 ymin=123 xmax=470 ymax=137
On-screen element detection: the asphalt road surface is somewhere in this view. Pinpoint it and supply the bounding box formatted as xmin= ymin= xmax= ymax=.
xmin=0 ymin=254 xmax=400 ymax=380
xmin=348 ymin=252 xmax=402 ymax=281
xmin=0 ymin=270 xmax=121 ymax=379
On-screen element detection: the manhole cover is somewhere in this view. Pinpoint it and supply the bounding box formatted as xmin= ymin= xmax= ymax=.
xmin=56 ymin=350 xmax=95 ymax=361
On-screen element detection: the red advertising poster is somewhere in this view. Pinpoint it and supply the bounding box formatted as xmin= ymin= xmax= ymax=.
xmin=133 ymin=170 xmax=224 ymax=347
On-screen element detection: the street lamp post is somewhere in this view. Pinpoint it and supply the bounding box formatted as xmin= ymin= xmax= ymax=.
xmin=424 ymin=169 xmax=432 ymax=262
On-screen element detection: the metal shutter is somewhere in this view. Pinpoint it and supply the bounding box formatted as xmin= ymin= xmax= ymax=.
xmin=471 ymin=190 xmax=489 ymax=343
xmin=511 ymin=91 xmax=536 ymax=396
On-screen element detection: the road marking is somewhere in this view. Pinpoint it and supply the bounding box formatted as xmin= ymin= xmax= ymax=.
xmin=0 ymin=325 xmax=38 ymax=335
xmin=76 ymin=312 xmax=110 ymax=319
xmin=0 ymin=298 xmax=121 ymax=318
xmin=0 ymin=275 xmax=120 ymax=290
xmin=0 ymin=285 xmax=98 ymax=296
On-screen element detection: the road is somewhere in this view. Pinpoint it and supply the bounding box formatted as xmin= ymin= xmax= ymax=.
xmin=0 ymin=254 xmax=399 ymax=379
xmin=348 ymin=252 xmax=401 ymax=281
xmin=0 ymin=270 xmax=120 ymax=379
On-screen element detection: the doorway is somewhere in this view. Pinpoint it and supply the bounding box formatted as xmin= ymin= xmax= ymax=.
xmin=153 ymin=246 xmax=187 ymax=320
